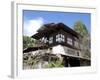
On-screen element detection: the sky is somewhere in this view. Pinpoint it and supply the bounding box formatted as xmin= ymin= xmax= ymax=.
xmin=23 ymin=10 xmax=91 ymax=36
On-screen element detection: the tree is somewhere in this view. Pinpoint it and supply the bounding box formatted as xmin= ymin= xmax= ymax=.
xmin=74 ymin=21 xmax=88 ymax=37
xmin=23 ymin=36 xmax=36 ymax=49
xmin=73 ymin=21 xmax=91 ymax=59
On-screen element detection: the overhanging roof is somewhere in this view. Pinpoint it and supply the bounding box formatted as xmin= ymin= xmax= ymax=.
xmin=31 ymin=23 xmax=81 ymax=39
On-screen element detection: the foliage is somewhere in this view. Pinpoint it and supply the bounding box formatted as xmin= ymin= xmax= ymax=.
xmin=47 ymin=58 xmax=64 ymax=68
xmin=74 ymin=21 xmax=88 ymax=37
xmin=73 ymin=21 xmax=91 ymax=59
xmin=23 ymin=52 xmax=64 ymax=69
xmin=23 ymin=36 xmax=37 ymax=49
xmin=23 ymin=52 xmax=43 ymax=69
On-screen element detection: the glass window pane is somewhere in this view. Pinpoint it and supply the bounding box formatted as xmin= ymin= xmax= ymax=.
xmin=67 ymin=37 xmax=72 ymax=45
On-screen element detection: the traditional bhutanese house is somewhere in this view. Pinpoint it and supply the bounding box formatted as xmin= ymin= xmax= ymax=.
xmin=24 ymin=23 xmax=90 ymax=67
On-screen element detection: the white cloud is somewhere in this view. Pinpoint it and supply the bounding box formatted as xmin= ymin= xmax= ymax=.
xmin=24 ymin=17 xmax=44 ymax=36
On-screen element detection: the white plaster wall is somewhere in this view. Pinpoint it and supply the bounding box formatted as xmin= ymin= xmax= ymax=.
xmin=52 ymin=45 xmax=65 ymax=55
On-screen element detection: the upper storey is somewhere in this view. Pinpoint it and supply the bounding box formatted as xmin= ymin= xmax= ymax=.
xmin=31 ymin=23 xmax=82 ymax=50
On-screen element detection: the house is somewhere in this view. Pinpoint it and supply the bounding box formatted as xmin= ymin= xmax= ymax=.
xmin=23 ymin=23 xmax=90 ymax=68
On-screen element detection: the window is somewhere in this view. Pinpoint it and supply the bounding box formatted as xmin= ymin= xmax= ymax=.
xmin=40 ymin=37 xmax=48 ymax=43
xmin=56 ymin=34 xmax=61 ymax=42
xmin=49 ymin=37 xmax=53 ymax=44
xmin=61 ymin=34 xmax=65 ymax=42
xmin=44 ymin=37 xmax=48 ymax=43
xmin=74 ymin=41 xmax=78 ymax=48
xmin=74 ymin=37 xmax=79 ymax=47
xmin=56 ymin=34 xmax=65 ymax=43
xmin=67 ymin=37 xmax=72 ymax=45
xmin=41 ymin=37 xmax=45 ymax=42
